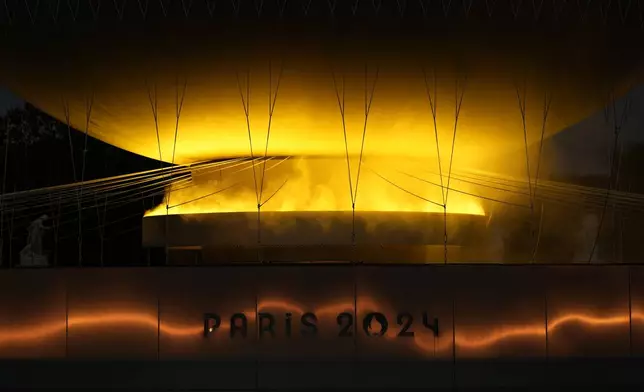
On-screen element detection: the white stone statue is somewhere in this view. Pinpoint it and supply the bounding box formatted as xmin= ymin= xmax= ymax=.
xmin=20 ymin=214 xmax=50 ymax=266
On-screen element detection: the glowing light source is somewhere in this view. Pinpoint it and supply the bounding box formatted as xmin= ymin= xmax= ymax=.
xmin=144 ymin=157 xmax=486 ymax=216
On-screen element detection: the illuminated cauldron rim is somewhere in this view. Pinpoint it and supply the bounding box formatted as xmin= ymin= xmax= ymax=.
xmin=142 ymin=211 xmax=489 ymax=251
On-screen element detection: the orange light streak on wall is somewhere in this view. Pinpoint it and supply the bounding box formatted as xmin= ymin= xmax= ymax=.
xmin=0 ymin=297 xmax=640 ymax=357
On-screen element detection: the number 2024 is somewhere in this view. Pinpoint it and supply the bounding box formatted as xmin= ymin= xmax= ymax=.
xmin=336 ymin=312 xmax=439 ymax=338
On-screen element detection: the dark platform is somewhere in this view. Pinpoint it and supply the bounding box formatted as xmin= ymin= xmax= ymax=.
xmin=3 ymin=359 xmax=644 ymax=390
xmin=142 ymin=212 xmax=490 ymax=263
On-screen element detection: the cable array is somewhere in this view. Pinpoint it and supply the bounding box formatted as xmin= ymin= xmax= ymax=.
xmin=330 ymin=61 xmax=380 ymax=252
xmin=236 ymin=59 xmax=287 ymax=261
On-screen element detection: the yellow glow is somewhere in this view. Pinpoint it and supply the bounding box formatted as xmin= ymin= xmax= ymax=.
xmin=145 ymin=157 xmax=485 ymax=216
xmin=4 ymin=66 xmax=593 ymax=173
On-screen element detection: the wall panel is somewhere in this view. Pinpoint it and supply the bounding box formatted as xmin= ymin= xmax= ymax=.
xmin=0 ymin=269 xmax=66 ymax=359
xmin=66 ymin=268 xmax=159 ymax=360
xmin=0 ymin=265 xmax=643 ymax=389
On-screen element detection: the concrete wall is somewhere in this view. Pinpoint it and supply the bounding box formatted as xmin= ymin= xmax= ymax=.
xmin=1 ymin=265 xmax=643 ymax=389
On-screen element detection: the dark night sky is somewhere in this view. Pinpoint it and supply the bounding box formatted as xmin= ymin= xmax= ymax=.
xmin=0 ymin=87 xmax=21 ymax=114
xmin=548 ymin=84 xmax=644 ymax=177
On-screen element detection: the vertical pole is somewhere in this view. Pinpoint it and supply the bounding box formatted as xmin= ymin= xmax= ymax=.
xmin=589 ymin=94 xmax=628 ymax=263
xmin=628 ymin=266 xmax=633 ymax=357
xmin=157 ymin=295 xmax=161 ymax=360
xmin=94 ymin=194 xmax=104 ymax=266
xmin=544 ymin=282 xmax=549 ymax=385
xmin=53 ymin=195 xmax=62 ymax=266
xmin=156 ymin=286 xmax=161 ymax=388
xmin=62 ymin=99 xmax=80 ymax=266
xmin=78 ymin=94 xmax=95 ymax=266
xmin=443 ymin=206 xmax=448 ymax=264
xmin=352 ymin=62 xmax=379 ymax=264
xmin=531 ymin=91 xmax=552 ymax=263
xmin=165 ymin=74 xmax=188 ymax=266
xmin=516 ymin=79 xmax=534 ymax=259
xmin=353 ymin=264 xmax=358 ymax=387
xmin=65 ymin=282 xmax=69 ymax=358
xmin=452 ymin=296 xmax=457 ymax=389
xmin=331 ymin=67 xmax=355 ymax=257
xmin=421 ymin=66 xmax=445 ymax=264
xmin=255 ymin=282 xmax=259 ymax=389
xmin=444 ymin=75 xmax=467 ymax=264
xmin=0 ymin=116 xmax=11 ymax=267
xmin=8 ymin=202 xmax=14 ymax=268
xmin=236 ymin=69 xmax=260 ymax=262
xmin=147 ymin=81 xmax=165 ymax=266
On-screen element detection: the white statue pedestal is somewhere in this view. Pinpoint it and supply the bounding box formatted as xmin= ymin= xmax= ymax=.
xmin=19 ymin=245 xmax=49 ymax=267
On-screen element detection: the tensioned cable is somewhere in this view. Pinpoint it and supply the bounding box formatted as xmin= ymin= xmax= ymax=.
xmin=47 ymin=158 xmax=286 ymax=235
xmin=168 ymin=182 xmax=240 ymax=209
xmin=354 ymin=63 xmax=379 ymax=248
xmin=423 ymin=170 xmax=531 ymax=197
xmin=61 ymin=97 xmax=82 ymax=265
xmin=236 ymin=68 xmax=260 ymax=207
xmin=260 ymin=178 xmax=290 ymax=208
xmin=62 ymin=98 xmax=78 ymax=183
xmin=532 ymin=91 xmax=553 ymax=207
xmin=56 ymin=162 xmax=275 ymax=237
xmin=146 ymin=79 xmax=167 ymax=264
xmin=460 ymin=167 xmax=635 ymax=199
xmin=0 ymin=157 xmax=220 ymax=200
xmin=515 ymin=79 xmax=534 ymax=211
xmin=451 ymin=173 xmax=643 ymax=212
xmin=352 ymin=63 xmax=379 ymax=209
xmin=255 ymin=59 xmax=285 ymax=253
xmin=3 ymin=163 xmax=190 ymax=209
xmin=514 ymin=77 xmax=537 ymax=264
xmin=167 ymin=157 xmax=287 ymax=210
xmin=588 ymin=94 xmax=630 ymax=263
xmin=425 ymin=170 xmax=638 ymax=211
xmin=444 ymin=76 xmax=467 ymax=205
xmin=77 ymin=92 xmax=95 ymax=265
xmin=236 ymin=65 xmax=263 ymax=262
xmin=329 ymin=61 xmax=380 ymax=247
xmin=531 ymin=90 xmax=553 ymax=263
xmin=420 ymin=63 xmax=449 ymax=265
xmin=146 ymin=81 xmax=164 ymax=164
xmin=2 ymin=158 xmax=245 ymax=206
xmin=25 ymin=158 xmax=273 ymax=227
xmin=8 ymin=159 xmax=259 ymax=218
xmin=397 ymin=169 xmax=530 ymax=209
xmin=2 ymin=159 xmax=265 ymax=226
xmin=0 ymin=159 xmax=242 ymax=212
xmin=94 ymin=191 xmax=108 ymax=266
xmin=330 ymin=68 xmax=354 ymax=207
xmin=366 ymin=166 xmax=444 ymax=208
xmin=421 ymin=64 xmax=445 ymax=205
xmin=27 ymin=150 xmax=640 ymax=230
xmin=460 ymin=169 xmax=644 ymax=208
xmin=160 ymin=74 xmax=188 ymax=265
xmin=166 ymin=75 xmax=188 ymax=212
xmin=442 ymin=74 xmax=467 ymax=264
xmin=258 ymin=58 xmax=284 ymax=205
xmin=104 ymin=158 xmax=281 ymax=213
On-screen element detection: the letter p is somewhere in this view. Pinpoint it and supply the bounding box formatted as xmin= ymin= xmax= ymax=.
xmin=203 ymin=313 xmax=221 ymax=337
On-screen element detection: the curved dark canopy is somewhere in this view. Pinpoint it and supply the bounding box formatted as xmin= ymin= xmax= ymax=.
xmin=0 ymin=0 xmax=642 ymax=165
